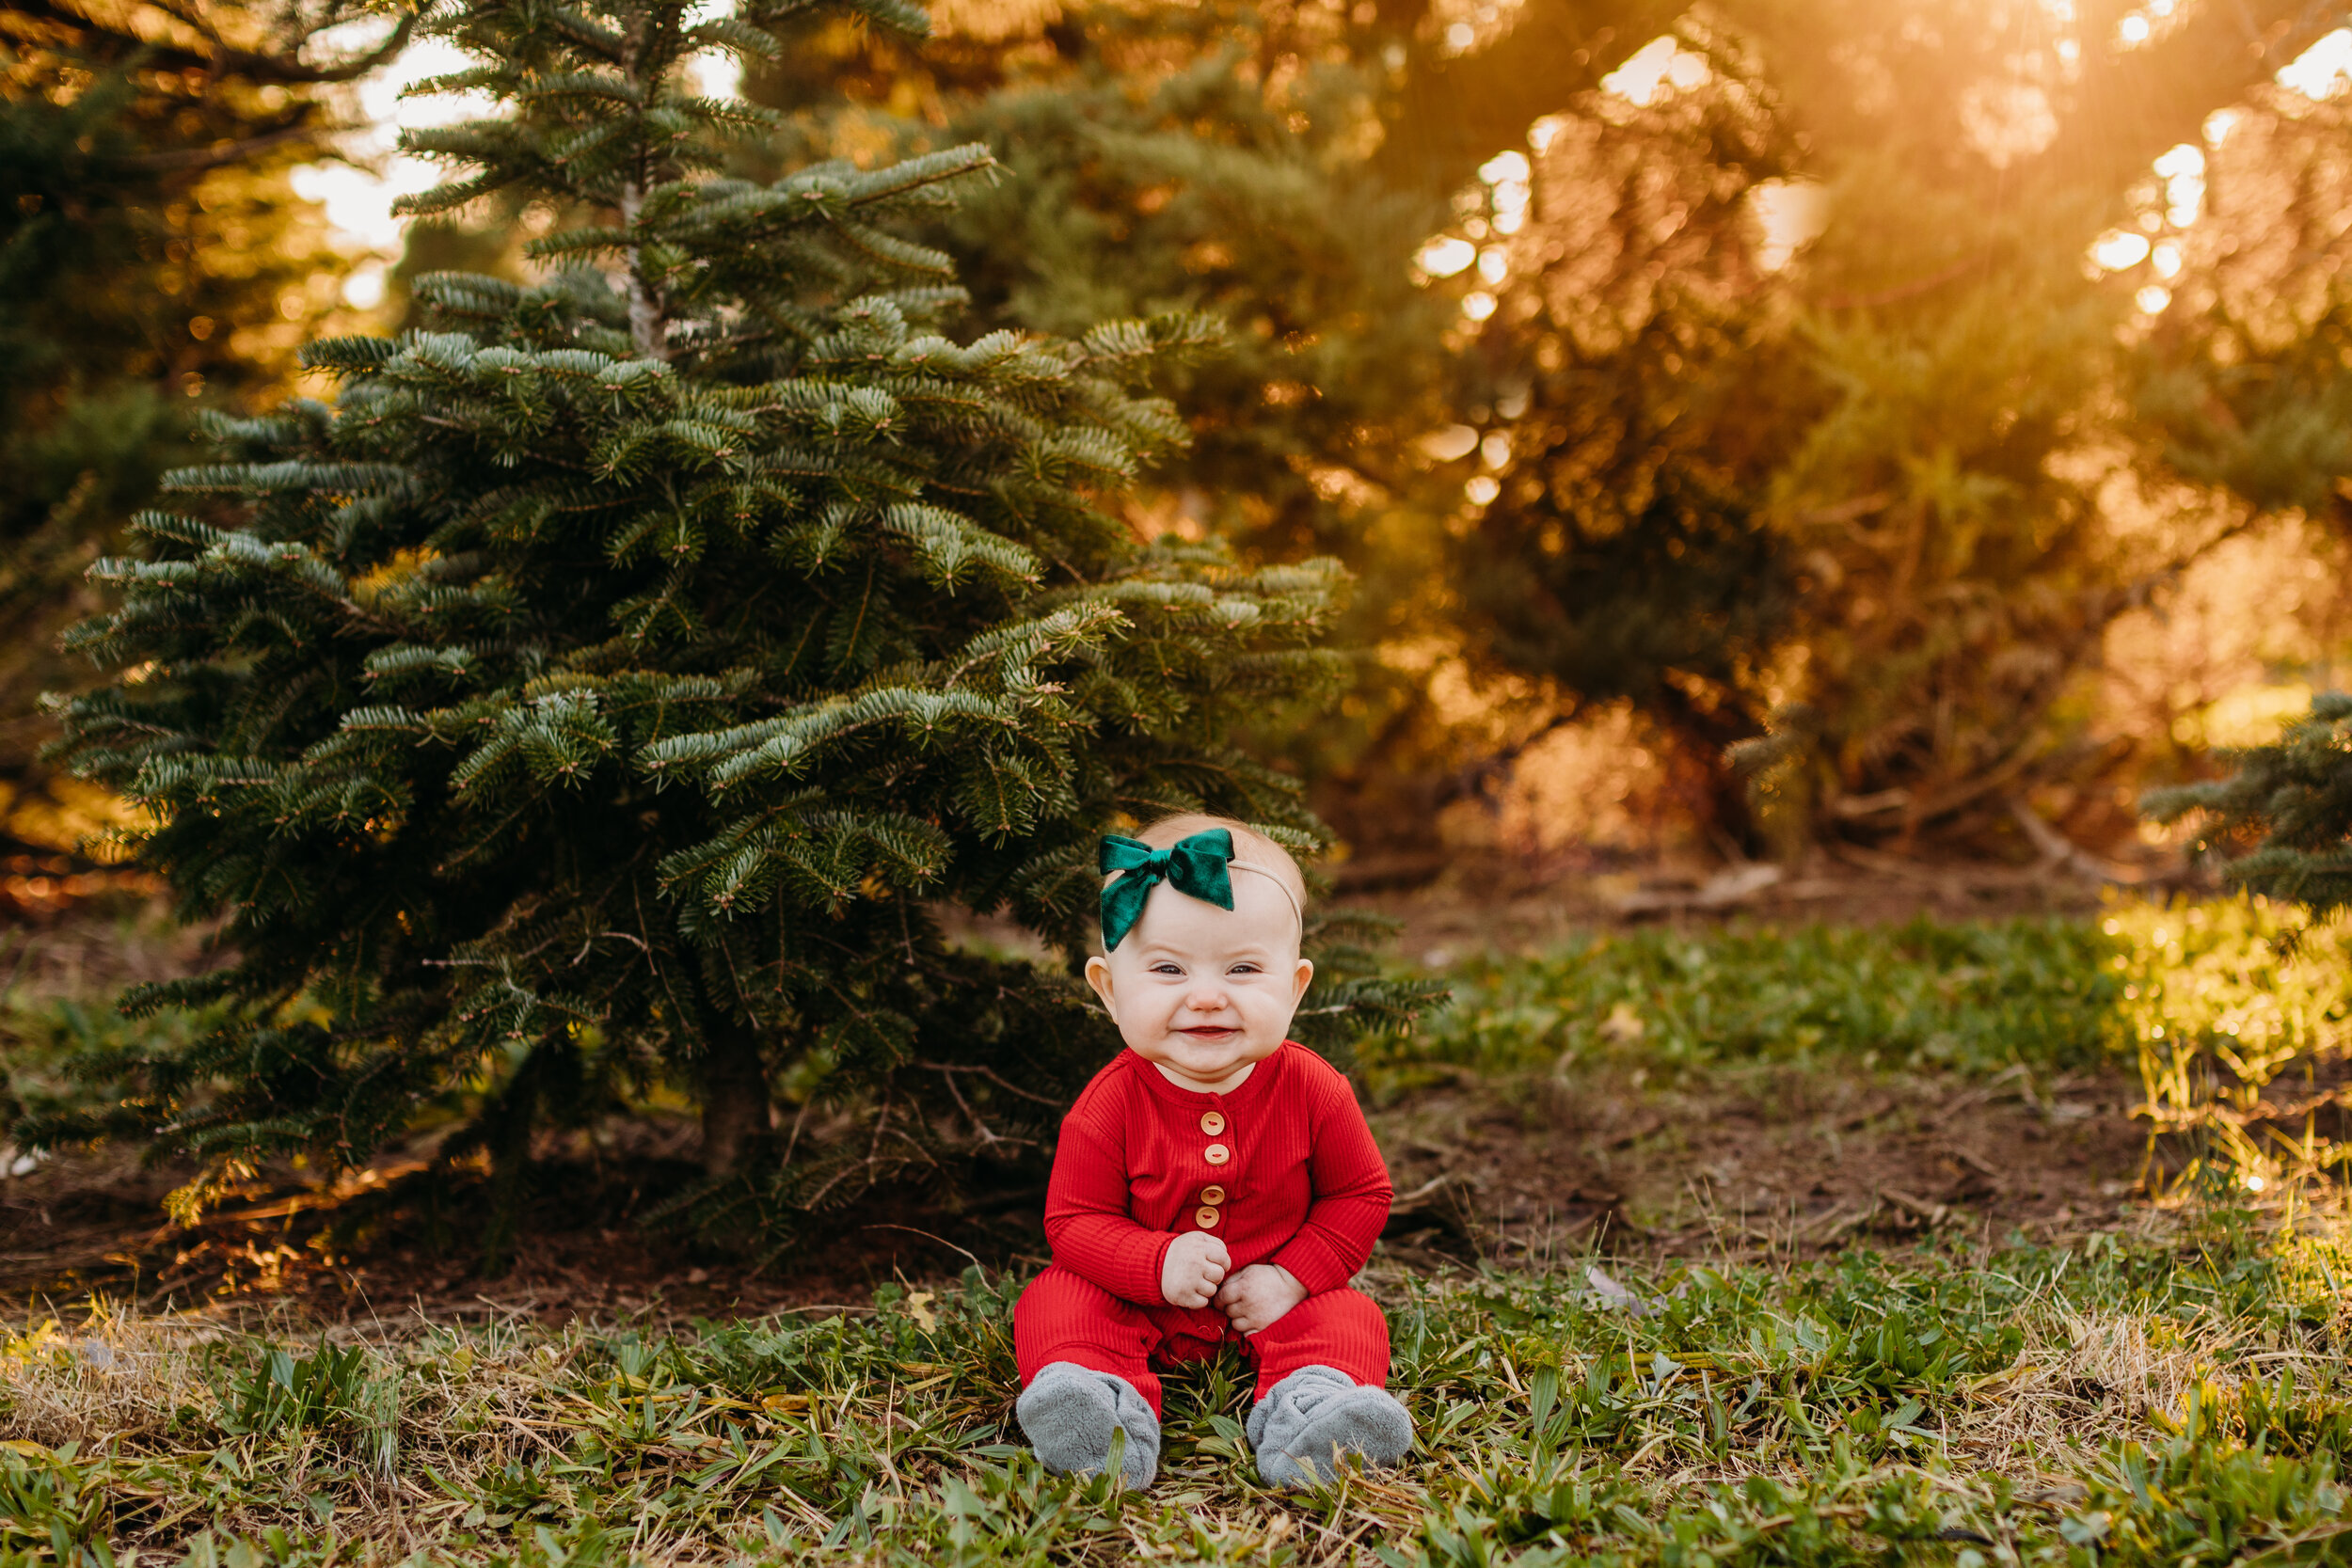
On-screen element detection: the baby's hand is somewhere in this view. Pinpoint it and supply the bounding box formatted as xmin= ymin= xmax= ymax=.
xmin=1214 ymin=1262 xmax=1307 ymax=1335
xmin=1161 ymin=1231 xmax=1232 ymax=1307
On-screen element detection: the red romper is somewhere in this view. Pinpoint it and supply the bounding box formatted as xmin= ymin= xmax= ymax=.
xmin=1014 ymin=1039 xmax=1394 ymax=1416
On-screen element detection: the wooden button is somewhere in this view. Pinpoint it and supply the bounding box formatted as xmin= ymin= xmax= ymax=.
xmin=1195 ymin=1206 xmax=1220 ymax=1228
xmin=1200 ymin=1111 xmax=1227 ymax=1135
xmin=1200 ymin=1185 xmax=1227 ymax=1205
xmin=1203 ymin=1142 xmax=1231 ymax=1165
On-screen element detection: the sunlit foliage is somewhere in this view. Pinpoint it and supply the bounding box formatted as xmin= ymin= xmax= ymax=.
xmin=1451 ymin=0 xmax=2352 ymax=854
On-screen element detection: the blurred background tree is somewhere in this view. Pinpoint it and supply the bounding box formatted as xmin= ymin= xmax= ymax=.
xmin=0 ymin=0 xmax=403 ymax=870
xmin=1451 ymin=0 xmax=2352 ymax=859
xmin=2132 ymin=55 xmax=2352 ymax=912
xmin=739 ymin=0 xmax=2352 ymax=867
xmin=24 ymin=0 xmax=2352 ymax=896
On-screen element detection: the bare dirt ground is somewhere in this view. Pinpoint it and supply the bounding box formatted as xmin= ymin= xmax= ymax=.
xmin=1370 ymin=1061 xmax=2148 ymax=1270
xmin=0 ymin=868 xmax=2154 ymax=1328
xmin=0 ymin=1062 xmax=2149 ymax=1329
xmin=1341 ymin=847 xmax=2129 ymax=967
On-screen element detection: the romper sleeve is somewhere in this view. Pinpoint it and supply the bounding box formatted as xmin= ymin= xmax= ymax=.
xmin=1270 ymin=1057 xmax=1393 ymax=1295
xmin=1041 ymin=1087 xmax=1181 ymax=1307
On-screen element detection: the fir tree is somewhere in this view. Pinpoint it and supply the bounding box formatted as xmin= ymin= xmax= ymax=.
xmin=2146 ymin=697 xmax=2352 ymax=917
xmin=39 ymin=0 xmax=1411 ymax=1250
xmin=421 ymin=0 xmax=1683 ymax=860
xmin=0 ymin=0 xmax=388 ymax=856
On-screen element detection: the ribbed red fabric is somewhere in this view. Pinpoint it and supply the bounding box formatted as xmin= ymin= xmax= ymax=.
xmin=1014 ymin=1041 xmax=1395 ymax=1412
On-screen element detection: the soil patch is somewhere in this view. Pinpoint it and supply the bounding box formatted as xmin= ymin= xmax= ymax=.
xmin=0 ymin=1063 xmax=2149 ymax=1326
xmin=0 ymin=1117 xmax=1010 ymax=1328
xmin=1336 ymin=849 xmax=2168 ymax=966
xmin=1369 ymin=1062 xmax=2149 ymax=1271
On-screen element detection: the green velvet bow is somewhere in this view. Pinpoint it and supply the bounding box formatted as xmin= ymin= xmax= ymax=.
xmin=1098 ymin=830 xmax=1235 ymax=950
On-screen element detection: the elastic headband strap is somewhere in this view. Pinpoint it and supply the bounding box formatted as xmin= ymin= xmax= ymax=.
xmin=1229 ymin=861 xmax=1304 ymax=935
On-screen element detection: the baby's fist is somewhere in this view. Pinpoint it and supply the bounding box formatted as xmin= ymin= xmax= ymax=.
xmin=1214 ymin=1262 xmax=1307 ymax=1335
xmin=1161 ymin=1231 xmax=1232 ymax=1307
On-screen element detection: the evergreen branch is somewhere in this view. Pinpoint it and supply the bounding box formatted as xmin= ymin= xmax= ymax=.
xmin=824 ymin=219 xmax=956 ymax=277
xmin=516 ymin=71 xmax=646 ymax=107
xmin=830 ymin=0 xmax=930 ymax=39
xmin=540 ymin=6 xmax=629 ymax=61
xmin=842 ymin=143 xmax=996 ymax=209
xmin=684 ymin=16 xmax=783 ymax=59
xmin=525 ymin=226 xmax=633 ymax=261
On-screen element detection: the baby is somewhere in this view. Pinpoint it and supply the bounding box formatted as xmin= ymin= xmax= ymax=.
xmin=1012 ymin=813 xmax=1414 ymax=1488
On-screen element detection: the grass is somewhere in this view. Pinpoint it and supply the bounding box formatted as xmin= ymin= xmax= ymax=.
xmin=2 ymin=895 xmax=2349 ymax=1565
xmin=1370 ymin=898 xmax=2352 ymax=1099
xmin=1370 ymin=915 xmax=2133 ymax=1082
xmin=0 ymin=1214 xmax=2346 ymax=1566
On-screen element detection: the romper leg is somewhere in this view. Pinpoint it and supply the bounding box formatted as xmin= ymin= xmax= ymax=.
xmin=1014 ymin=1264 xmax=1168 ymax=1415
xmin=1245 ymin=1286 xmax=1391 ymax=1402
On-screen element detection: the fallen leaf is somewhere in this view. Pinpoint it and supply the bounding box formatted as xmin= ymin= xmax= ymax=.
xmin=904 ymin=1290 xmax=936 ymax=1330
xmin=1587 ymin=1264 xmax=1650 ymax=1315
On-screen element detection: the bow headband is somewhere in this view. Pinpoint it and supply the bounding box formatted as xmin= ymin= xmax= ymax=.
xmin=1098 ymin=830 xmax=1301 ymax=950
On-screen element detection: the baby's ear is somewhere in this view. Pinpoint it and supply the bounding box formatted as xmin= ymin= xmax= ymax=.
xmin=1084 ymin=954 xmax=1118 ymax=1013
xmin=1290 ymin=956 xmax=1314 ymax=1006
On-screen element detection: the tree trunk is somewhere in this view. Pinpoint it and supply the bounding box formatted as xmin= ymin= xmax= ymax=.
xmin=480 ymin=1032 xmax=565 ymax=1276
xmin=618 ymin=180 xmax=670 ymax=362
xmin=1650 ymin=682 xmax=1766 ymax=858
xmin=698 ymin=1005 xmax=771 ymax=1179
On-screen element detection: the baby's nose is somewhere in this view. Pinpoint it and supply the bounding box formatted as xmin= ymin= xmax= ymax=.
xmin=1185 ymin=979 xmax=1232 ymax=1009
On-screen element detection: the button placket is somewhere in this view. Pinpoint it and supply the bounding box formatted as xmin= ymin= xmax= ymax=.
xmin=1194 ymin=1177 xmax=1227 ymax=1231
xmin=1196 ymin=1099 xmax=1234 ymax=1224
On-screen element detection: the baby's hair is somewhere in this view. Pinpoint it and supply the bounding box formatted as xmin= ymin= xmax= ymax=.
xmin=1119 ymin=812 xmax=1309 ymax=918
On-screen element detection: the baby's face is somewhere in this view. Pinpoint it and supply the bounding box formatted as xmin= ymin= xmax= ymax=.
xmin=1084 ymin=869 xmax=1313 ymax=1093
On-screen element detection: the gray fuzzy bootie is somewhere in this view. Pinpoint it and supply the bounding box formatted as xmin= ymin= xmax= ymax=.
xmin=1247 ymin=1365 xmax=1414 ymax=1488
xmin=1015 ymin=1362 xmax=1160 ymax=1488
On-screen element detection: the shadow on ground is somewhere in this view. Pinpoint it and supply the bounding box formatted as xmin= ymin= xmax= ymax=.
xmin=0 ymin=1055 xmax=2150 ymax=1328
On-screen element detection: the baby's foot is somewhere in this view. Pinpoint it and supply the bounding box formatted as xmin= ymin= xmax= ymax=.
xmin=1015 ymin=1362 xmax=1160 ymax=1488
xmin=1247 ymin=1365 xmax=1414 ymax=1488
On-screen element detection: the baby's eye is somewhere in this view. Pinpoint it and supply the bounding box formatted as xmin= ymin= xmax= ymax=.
xmin=1229 ymin=961 xmax=1263 ymax=975
xmin=1151 ymin=962 xmax=1184 ymax=976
